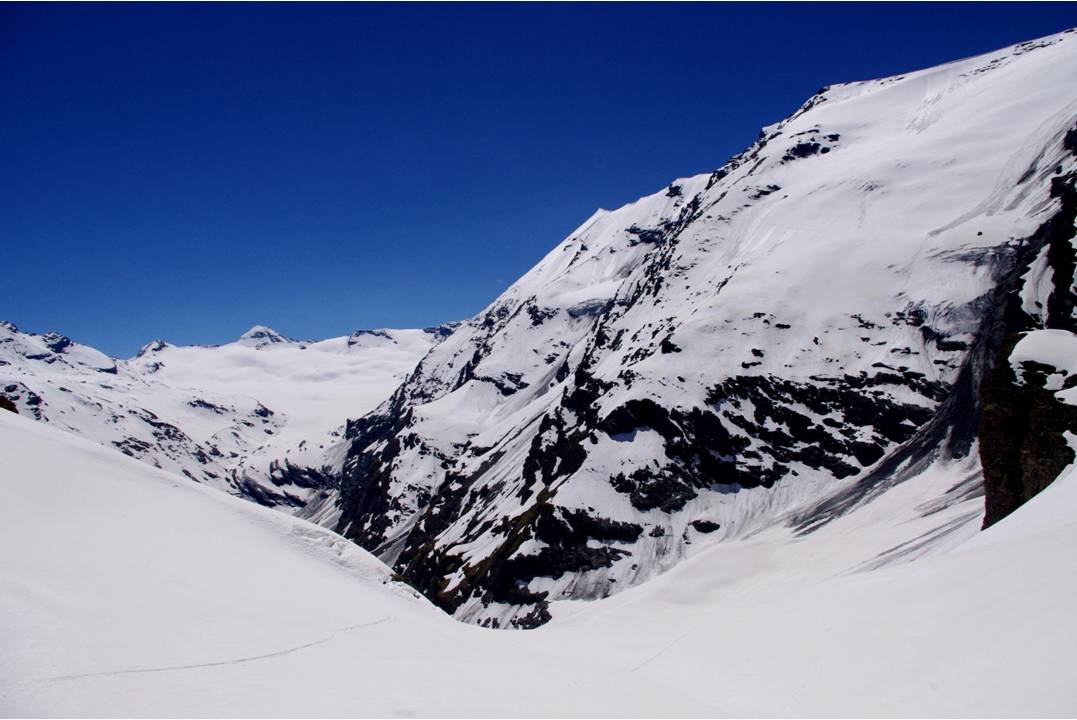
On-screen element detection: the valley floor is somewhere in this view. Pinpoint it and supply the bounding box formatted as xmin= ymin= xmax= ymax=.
xmin=1 ymin=410 xmax=1074 ymax=717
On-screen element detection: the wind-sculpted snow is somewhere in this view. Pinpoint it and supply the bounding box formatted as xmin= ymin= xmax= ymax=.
xmin=333 ymin=30 xmax=1077 ymax=626
xmin=0 ymin=322 xmax=450 ymax=510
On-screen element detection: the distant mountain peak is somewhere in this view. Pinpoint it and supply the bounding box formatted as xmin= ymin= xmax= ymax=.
xmin=40 ymin=332 xmax=72 ymax=354
xmin=423 ymin=321 xmax=462 ymax=339
xmin=236 ymin=325 xmax=293 ymax=347
xmin=2 ymin=318 xmax=445 ymax=508
xmin=136 ymin=339 xmax=171 ymax=357
xmin=346 ymin=329 xmax=395 ymax=348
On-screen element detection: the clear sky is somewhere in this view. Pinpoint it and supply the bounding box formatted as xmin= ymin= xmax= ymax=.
xmin=3 ymin=3 xmax=1075 ymax=357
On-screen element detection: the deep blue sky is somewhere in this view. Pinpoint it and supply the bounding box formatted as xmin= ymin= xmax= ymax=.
xmin=3 ymin=3 xmax=1075 ymax=357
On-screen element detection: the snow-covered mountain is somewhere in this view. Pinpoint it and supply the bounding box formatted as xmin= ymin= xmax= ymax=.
xmin=0 ymin=321 xmax=453 ymax=508
xmin=312 ymin=30 xmax=1077 ymax=627
xmin=4 ymin=27 xmax=1077 ymax=716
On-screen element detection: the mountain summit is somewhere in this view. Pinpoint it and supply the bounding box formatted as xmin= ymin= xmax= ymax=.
xmin=236 ymin=325 xmax=295 ymax=347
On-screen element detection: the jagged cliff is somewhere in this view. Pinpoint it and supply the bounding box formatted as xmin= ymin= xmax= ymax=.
xmin=979 ymin=143 xmax=1077 ymax=528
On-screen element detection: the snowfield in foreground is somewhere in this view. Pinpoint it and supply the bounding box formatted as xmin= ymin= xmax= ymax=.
xmin=2 ymin=409 xmax=1074 ymax=717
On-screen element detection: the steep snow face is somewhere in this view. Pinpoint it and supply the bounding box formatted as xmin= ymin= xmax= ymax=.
xmin=331 ymin=30 xmax=1077 ymax=626
xmin=0 ymin=322 xmax=451 ymax=509
xmin=3 ymin=406 xmax=1075 ymax=716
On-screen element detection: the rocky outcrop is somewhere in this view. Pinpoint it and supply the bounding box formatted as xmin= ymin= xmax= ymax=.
xmin=980 ymin=346 xmax=1077 ymax=528
xmin=980 ymin=158 xmax=1077 ymax=528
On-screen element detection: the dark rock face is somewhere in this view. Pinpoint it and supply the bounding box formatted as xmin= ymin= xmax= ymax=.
xmin=235 ymin=458 xmax=336 ymax=509
xmin=611 ymin=467 xmax=699 ymax=513
xmin=980 ymin=160 xmax=1077 ymax=528
xmin=3 ymin=383 xmax=43 ymax=420
xmin=398 ymin=493 xmax=642 ymax=623
xmin=709 ymin=374 xmax=936 ymax=482
xmin=626 ymin=224 xmax=667 ymax=245
xmin=980 ymin=350 xmax=1077 ymax=528
xmin=347 ymin=329 xmax=393 ymax=348
xmin=690 ymin=519 xmax=721 ymax=533
xmin=237 ymin=463 xmax=330 ymax=508
xmin=0 ymin=396 xmax=16 ymax=414
xmin=423 ymin=322 xmax=461 ymax=339
xmin=41 ymin=332 xmax=72 ymax=354
xmin=781 ymin=131 xmax=839 ymax=162
xmin=338 ymin=400 xmax=417 ymax=549
xmin=189 ymin=398 xmax=227 ymax=414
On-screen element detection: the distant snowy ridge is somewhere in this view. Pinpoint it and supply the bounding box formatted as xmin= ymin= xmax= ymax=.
xmin=0 ymin=321 xmax=454 ymax=508
xmin=234 ymin=324 xmax=297 ymax=348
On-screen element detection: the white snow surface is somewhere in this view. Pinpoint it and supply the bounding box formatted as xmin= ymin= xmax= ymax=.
xmin=1 ymin=409 xmax=1075 ymax=716
xmin=1010 ymin=329 xmax=1077 ymax=398
xmin=0 ymin=322 xmax=447 ymax=507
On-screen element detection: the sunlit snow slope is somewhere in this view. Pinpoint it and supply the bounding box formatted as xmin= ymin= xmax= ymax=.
xmin=0 ymin=411 xmax=711 ymax=717
xmin=2 ymin=408 xmax=1074 ymax=716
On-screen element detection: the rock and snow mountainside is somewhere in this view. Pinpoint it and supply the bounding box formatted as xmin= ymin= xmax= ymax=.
xmin=4 ymin=28 xmax=1077 ymax=716
xmin=0 ymin=321 xmax=451 ymax=509
xmin=323 ymin=31 xmax=1077 ymax=627
xmin=3 ymin=402 xmax=1077 ymax=716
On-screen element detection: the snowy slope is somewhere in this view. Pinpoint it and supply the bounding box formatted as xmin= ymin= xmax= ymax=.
xmin=0 ymin=321 xmax=451 ymax=509
xmin=0 ymin=410 xmax=713 ymax=717
xmin=542 ymin=451 xmax=1077 ymax=717
xmin=325 ymin=30 xmax=1077 ymax=626
xmin=2 ymin=405 xmax=1075 ymax=716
